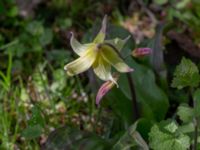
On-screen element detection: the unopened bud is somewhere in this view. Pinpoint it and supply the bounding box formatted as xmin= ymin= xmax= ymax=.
xmin=96 ymin=75 xmax=119 ymax=105
xmin=132 ymin=47 xmax=152 ymax=57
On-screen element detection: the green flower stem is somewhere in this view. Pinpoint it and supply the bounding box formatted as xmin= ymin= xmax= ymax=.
xmin=193 ymin=117 xmax=198 ymax=150
xmin=127 ymin=73 xmax=140 ymax=121
xmin=193 ymin=99 xmax=198 ymax=150
xmin=190 ymin=87 xmax=198 ymax=150
xmin=100 ymin=42 xmax=140 ymax=121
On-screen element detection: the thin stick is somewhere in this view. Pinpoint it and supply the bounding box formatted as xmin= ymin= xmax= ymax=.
xmin=136 ymin=0 xmax=158 ymax=25
xmin=193 ymin=117 xmax=198 ymax=150
xmin=193 ymin=97 xmax=198 ymax=150
xmin=127 ymin=73 xmax=140 ymax=121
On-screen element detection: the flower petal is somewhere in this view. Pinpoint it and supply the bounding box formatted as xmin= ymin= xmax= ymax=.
xmin=96 ymin=80 xmax=115 ymax=105
xmin=70 ymin=32 xmax=94 ymax=56
xmin=92 ymin=54 xmax=113 ymax=81
xmin=64 ymin=48 xmax=97 ymax=76
xmin=105 ymin=35 xmax=130 ymax=51
xmin=93 ymin=15 xmax=107 ymax=43
xmin=101 ymin=45 xmax=133 ymax=73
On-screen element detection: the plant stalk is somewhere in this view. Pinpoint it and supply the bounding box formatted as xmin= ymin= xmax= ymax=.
xmin=193 ymin=117 xmax=198 ymax=150
xmin=127 ymin=73 xmax=139 ymax=121
xmin=99 ymin=42 xmax=140 ymax=120
xmin=193 ymin=97 xmax=198 ymax=150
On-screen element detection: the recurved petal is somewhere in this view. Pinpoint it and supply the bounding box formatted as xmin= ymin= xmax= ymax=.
xmin=92 ymin=54 xmax=112 ymax=81
xmin=64 ymin=48 xmax=97 ymax=76
xmin=105 ymin=35 xmax=130 ymax=51
xmin=70 ymin=32 xmax=94 ymax=56
xmin=93 ymin=15 xmax=107 ymax=43
xmin=96 ymin=80 xmax=115 ymax=105
xmin=101 ymin=45 xmax=133 ymax=73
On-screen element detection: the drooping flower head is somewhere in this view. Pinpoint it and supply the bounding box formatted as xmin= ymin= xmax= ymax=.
xmin=96 ymin=74 xmax=119 ymax=105
xmin=64 ymin=15 xmax=133 ymax=84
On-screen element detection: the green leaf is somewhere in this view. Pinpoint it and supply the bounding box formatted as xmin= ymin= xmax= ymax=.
xmin=149 ymin=124 xmax=190 ymax=150
xmin=153 ymin=0 xmax=168 ymax=5
xmin=171 ymin=57 xmax=200 ymax=89
xmin=119 ymin=58 xmax=169 ymax=121
xmin=22 ymin=106 xmax=45 ymax=139
xmin=175 ymin=0 xmax=190 ymax=9
xmin=164 ymin=121 xmax=178 ymax=133
xmin=28 ymin=106 xmax=45 ymax=127
xmin=26 ymin=21 xmax=44 ymax=36
xmin=39 ymin=28 xmax=53 ymax=46
xmin=7 ymin=6 xmax=18 ymax=17
xmin=177 ymin=104 xmax=194 ymax=123
xmin=50 ymin=69 xmax=66 ymax=92
xmin=112 ymin=122 xmax=149 ymax=150
xmin=148 ymin=24 xmax=168 ymax=90
xmin=107 ymin=87 xmax=135 ymax=126
xmin=177 ymin=123 xmax=194 ymax=134
xmin=193 ymin=89 xmax=200 ymax=117
xmin=22 ymin=125 xmax=43 ymax=139
xmin=44 ymin=126 xmax=111 ymax=150
xmin=56 ymin=18 xmax=72 ymax=30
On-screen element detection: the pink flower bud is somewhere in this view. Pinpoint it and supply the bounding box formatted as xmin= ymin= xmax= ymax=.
xmin=132 ymin=47 xmax=152 ymax=57
xmin=96 ymin=75 xmax=119 ymax=105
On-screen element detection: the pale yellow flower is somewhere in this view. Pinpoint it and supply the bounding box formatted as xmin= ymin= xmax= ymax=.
xmin=64 ymin=15 xmax=133 ymax=83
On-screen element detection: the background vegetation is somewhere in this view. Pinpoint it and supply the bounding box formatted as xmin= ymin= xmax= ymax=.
xmin=1 ymin=0 xmax=200 ymax=149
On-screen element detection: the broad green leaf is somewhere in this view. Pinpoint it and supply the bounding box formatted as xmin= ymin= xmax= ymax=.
xmin=171 ymin=57 xmax=200 ymax=89
xmin=177 ymin=104 xmax=194 ymax=123
xmin=177 ymin=123 xmax=194 ymax=134
xmin=26 ymin=21 xmax=44 ymax=36
xmin=50 ymin=69 xmax=66 ymax=92
xmin=164 ymin=121 xmax=178 ymax=133
xmin=175 ymin=0 xmax=190 ymax=9
xmin=107 ymin=87 xmax=135 ymax=126
xmin=22 ymin=106 xmax=45 ymax=139
xmin=153 ymin=0 xmax=168 ymax=5
xmin=7 ymin=6 xmax=18 ymax=17
xmin=44 ymin=126 xmax=111 ymax=150
xmin=39 ymin=28 xmax=53 ymax=46
xmin=149 ymin=124 xmax=190 ymax=150
xmin=149 ymin=24 xmax=165 ymax=76
xmin=56 ymin=17 xmax=72 ymax=29
xmin=22 ymin=125 xmax=43 ymax=139
xmin=148 ymin=24 xmax=168 ymax=90
xmin=193 ymin=89 xmax=200 ymax=117
xmin=28 ymin=106 xmax=45 ymax=127
xmin=112 ymin=122 xmax=149 ymax=150
xmin=0 ymin=1 xmax=6 ymax=14
xmin=119 ymin=58 xmax=169 ymax=121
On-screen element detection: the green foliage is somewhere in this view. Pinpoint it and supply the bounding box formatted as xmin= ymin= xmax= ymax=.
xmin=171 ymin=57 xmax=200 ymax=89
xmin=112 ymin=122 xmax=149 ymax=150
xmin=22 ymin=106 xmax=45 ymax=139
xmin=153 ymin=0 xmax=168 ymax=5
xmin=1 ymin=0 xmax=200 ymax=149
xmin=119 ymin=58 xmax=169 ymax=121
xmin=193 ymin=88 xmax=200 ymax=117
xmin=0 ymin=53 xmax=12 ymax=91
xmin=22 ymin=125 xmax=43 ymax=139
xmin=149 ymin=122 xmax=190 ymax=150
xmin=44 ymin=126 xmax=111 ymax=150
xmin=44 ymin=122 xmax=149 ymax=150
xmin=166 ymin=0 xmax=200 ymax=42
xmin=177 ymin=104 xmax=194 ymax=123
